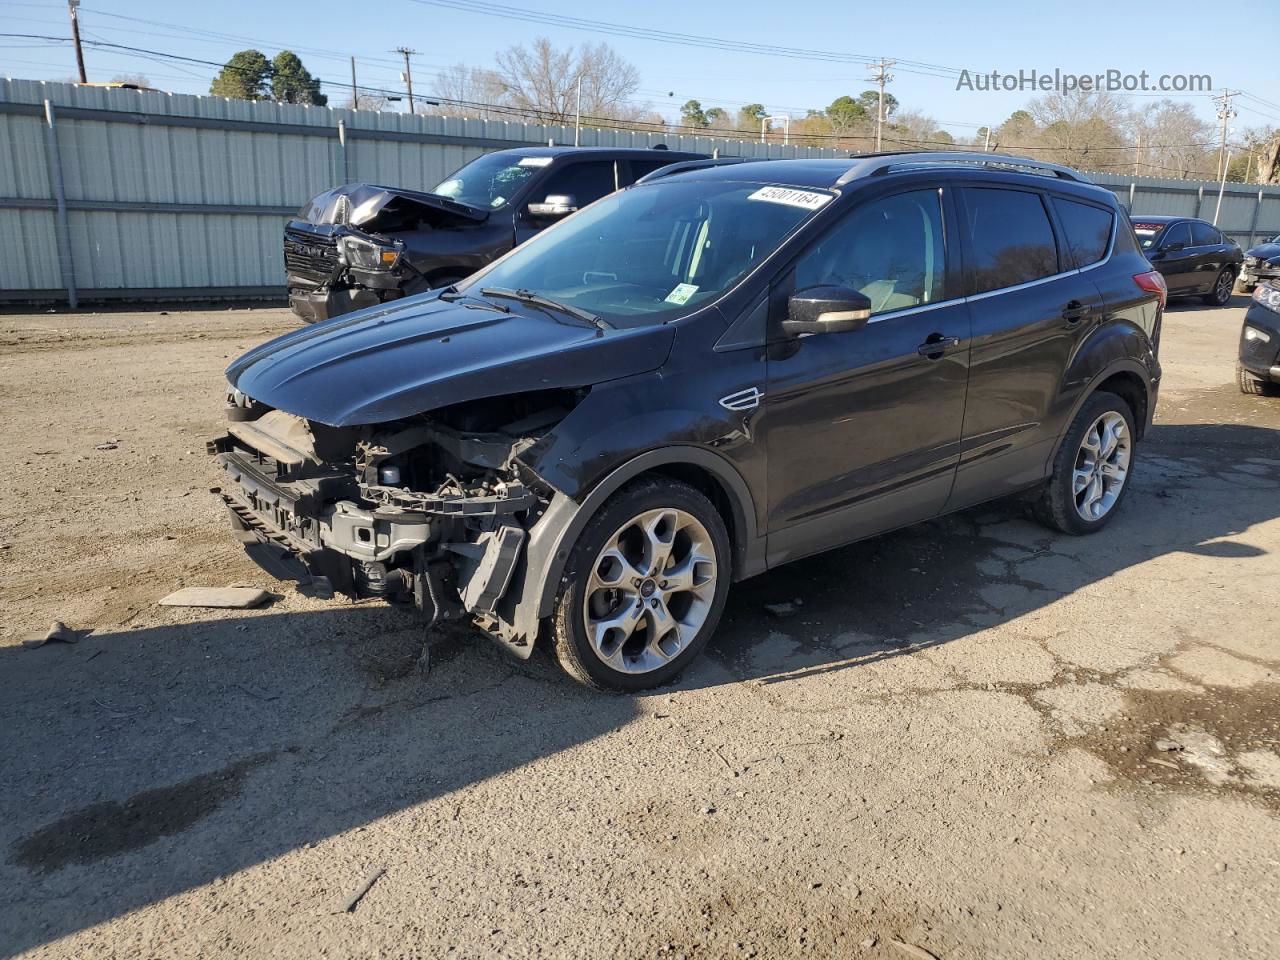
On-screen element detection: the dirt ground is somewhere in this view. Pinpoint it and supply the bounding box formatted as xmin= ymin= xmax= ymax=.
xmin=1 ymin=297 xmax=1277 ymax=960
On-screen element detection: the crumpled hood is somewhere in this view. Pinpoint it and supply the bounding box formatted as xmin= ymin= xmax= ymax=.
xmin=296 ymin=183 xmax=489 ymax=228
xmin=1246 ymin=242 xmax=1280 ymax=263
xmin=227 ymin=296 xmax=675 ymax=426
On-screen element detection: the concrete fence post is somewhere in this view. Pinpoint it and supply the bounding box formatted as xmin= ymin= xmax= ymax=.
xmin=337 ymin=119 xmax=350 ymax=184
xmin=1247 ymin=189 xmax=1264 ymax=248
xmin=42 ymin=100 xmax=77 ymax=309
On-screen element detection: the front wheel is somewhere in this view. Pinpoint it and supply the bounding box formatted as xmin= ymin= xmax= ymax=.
xmin=1238 ymin=363 xmax=1279 ymax=396
xmin=551 ymin=478 xmax=731 ymax=691
xmin=1203 ymin=267 xmax=1235 ymax=306
xmin=1034 ymin=392 xmax=1137 ymax=535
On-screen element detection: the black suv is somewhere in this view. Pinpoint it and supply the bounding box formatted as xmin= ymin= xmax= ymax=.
xmin=283 ymin=146 xmax=705 ymax=323
xmin=213 ymin=152 xmax=1164 ymax=691
xmin=1130 ymin=215 xmax=1242 ymax=305
xmin=1238 ymin=282 xmax=1280 ymax=395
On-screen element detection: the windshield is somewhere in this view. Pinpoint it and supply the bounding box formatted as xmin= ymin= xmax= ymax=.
xmin=461 ymin=180 xmax=831 ymax=325
xmin=1132 ymin=222 xmax=1164 ymax=250
xmin=432 ymin=153 xmax=551 ymax=210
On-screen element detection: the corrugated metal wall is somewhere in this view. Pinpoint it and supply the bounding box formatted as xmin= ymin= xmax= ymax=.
xmin=2 ymin=78 xmax=1279 ymax=303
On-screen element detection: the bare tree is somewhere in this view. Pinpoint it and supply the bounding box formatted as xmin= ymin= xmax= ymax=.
xmin=1132 ymin=100 xmax=1214 ymax=179
xmin=338 ymin=92 xmax=390 ymax=111
xmin=432 ymin=63 xmax=510 ymax=119
xmin=1028 ymin=90 xmax=1129 ymax=170
xmin=493 ymin=37 xmax=642 ymax=124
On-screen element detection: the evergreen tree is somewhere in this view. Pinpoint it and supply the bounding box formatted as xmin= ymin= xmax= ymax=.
xmin=209 ymin=49 xmax=272 ymax=100
xmin=271 ymin=51 xmax=327 ymax=106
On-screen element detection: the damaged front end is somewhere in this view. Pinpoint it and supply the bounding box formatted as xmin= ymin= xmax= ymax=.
xmin=209 ymin=387 xmax=580 ymax=653
xmin=284 ymin=184 xmax=490 ymax=324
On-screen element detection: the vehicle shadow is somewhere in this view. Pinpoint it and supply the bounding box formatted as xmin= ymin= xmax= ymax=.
xmin=0 ymin=609 xmax=634 ymax=957
xmin=697 ymin=421 xmax=1279 ymax=687
xmin=1 ymin=424 xmax=1276 ymax=954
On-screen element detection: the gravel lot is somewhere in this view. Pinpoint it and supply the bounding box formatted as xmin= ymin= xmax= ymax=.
xmin=1 ymin=298 xmax=1277 ymax=959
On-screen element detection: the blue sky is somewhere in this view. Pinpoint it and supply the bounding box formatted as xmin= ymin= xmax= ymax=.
xmin=3 ymin=0 xmax=1278 ymax=138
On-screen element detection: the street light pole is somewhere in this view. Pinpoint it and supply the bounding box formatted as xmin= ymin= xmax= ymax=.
xmin=574 ymin=74 xmax=582 ymax=146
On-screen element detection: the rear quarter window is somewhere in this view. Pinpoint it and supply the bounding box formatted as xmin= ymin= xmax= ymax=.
xmin=1053 ymin=197 xmax=1114 ymax=268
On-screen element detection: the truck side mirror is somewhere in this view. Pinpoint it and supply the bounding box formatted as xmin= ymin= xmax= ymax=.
xmin=527 ymin=194 xmax=578 ymax=219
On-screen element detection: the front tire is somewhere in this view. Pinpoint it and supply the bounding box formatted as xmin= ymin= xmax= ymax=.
xmin=1203 ymin=267 xmax=1235 ymax=305
xmin=1034 ymin=391 xmax=1137 ymax=535
xmin=1238 ymin=363 xmax=1279 ymax=396
xmin=551 ymin=478 xmax=731 ymax=692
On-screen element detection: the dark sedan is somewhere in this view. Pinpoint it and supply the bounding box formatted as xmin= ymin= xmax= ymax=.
xmin=1239 ymin=282 xmax=1280 ymax=396
xmin=1240 ymin=235 xmax=1280 ymax=293
xmin=1131 ymin=216 xmax=1243 ymax=306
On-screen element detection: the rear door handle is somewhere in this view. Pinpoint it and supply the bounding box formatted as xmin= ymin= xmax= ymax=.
xmin=1062 ymin=300 xmax=1090 ymax=323
xmin=917 ymin=334 xmax=961 ymax=357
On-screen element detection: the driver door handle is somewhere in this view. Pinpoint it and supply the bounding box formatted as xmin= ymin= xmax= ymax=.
xmin=917 ymin=334 xmax=961 ymax=358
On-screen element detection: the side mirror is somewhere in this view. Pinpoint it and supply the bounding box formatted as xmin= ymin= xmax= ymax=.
xmin=1163 ymin=241 xmax=1184 ymax=252
xmin=783 ymin=285 xmax=873 ymax=337
xmin=527 ymin=194 xmax=578 ymax=219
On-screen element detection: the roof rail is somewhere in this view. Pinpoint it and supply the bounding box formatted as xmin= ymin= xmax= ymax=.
xmin=835 ymin=151 xmax=1090 ymax=185
xmin=635 ymin=156 xmax=768 ymax=185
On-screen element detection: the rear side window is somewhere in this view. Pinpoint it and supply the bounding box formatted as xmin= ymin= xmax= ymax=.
xmin=1052 ymin=198 xmax=1114 ymax=268
xmin=1190 ymin=221 xmax=1221 ymax=246
xmin=962 ymin=188 xmax=1060 ymax=294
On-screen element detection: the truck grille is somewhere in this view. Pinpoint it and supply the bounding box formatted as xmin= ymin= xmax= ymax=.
xmin=284 ymin=228 xmax=340 ymax=282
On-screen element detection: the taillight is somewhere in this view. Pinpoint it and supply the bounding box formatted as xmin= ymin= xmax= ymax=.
xmin=1134 ymin=270 xmax=1167 ymax=309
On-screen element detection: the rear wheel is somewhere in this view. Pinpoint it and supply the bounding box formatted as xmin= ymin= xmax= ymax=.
xmin=1203 ymin=267 xmax=1235 ymax=305
xmin=1238 ymin=363 xmax=1279 ymax=396
xmin=1034 ymin=392 xmax=1137 ymax=535
xmin=551 ymin=478 xmax=731 ymax=692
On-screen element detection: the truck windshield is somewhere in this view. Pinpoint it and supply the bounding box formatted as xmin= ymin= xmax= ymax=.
xmin=461 ymin=180 xmax=831 ymax=325
xmin=432 ymin=154 xmax=549 ymax=209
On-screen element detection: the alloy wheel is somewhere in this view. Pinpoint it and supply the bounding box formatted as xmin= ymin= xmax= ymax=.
xmin=1215 ymin=270 xmax=1233 ymax=303
xmin=582 ymin=508 xmax=718 ymax=674
xmin=1072 ymin=411 xmax=1131 ymax=522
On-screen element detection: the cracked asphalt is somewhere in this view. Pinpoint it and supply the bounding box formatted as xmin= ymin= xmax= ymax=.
xmin=0 ymin=297 xmax=1277 ymax=959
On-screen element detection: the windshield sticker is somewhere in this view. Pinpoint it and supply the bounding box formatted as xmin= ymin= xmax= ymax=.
xmin=748 ymin=186 xmax=832 ymax=211
xmin=517 ymin=156 xmax=554 ymax=167
xmin=665 ymin=283 xmax=700 ymax=305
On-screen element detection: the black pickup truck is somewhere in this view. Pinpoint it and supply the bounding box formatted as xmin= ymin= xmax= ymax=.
xmin=283 ymin=145 xmax=706 ymax=323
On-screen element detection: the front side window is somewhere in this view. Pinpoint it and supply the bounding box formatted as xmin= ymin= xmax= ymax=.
xmin=1053 ymin=197 xmax=1114 ymax=268
xmin=432 ymin=153 xmax=549 ymax=210
xmin=1162 ymin=223 xmax=1193 ymax=248
xmin=963 ymin=188 xmax=1059 ymax=294
xmin=793 ymin=189 xmax=946 ymax=315
xmin=464 ymin=180 xmax=829 ymax=326
xmin=531 ymin=161 xmax=618 ymax=210
xmin=1190 ymin=221 xmax=1221 ymax=246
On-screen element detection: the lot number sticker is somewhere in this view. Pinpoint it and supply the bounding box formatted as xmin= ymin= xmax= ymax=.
xmin=748 ymin=186 xmax=832 ymax=211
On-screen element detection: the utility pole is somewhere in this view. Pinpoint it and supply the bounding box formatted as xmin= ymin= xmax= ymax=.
xmin=1212 ymin=89 xmax=1237 ymax=181
xmin=394 ymin=47 xmax=419 ymax=115
xmin=983 ymin=126 xmax=992 ymax=152
xmin=1134 ymin=132 xmax=1142 ymax=176
xmin=350 ymin=56 xmax=359 ymax=110
xmin=67 ymin=0 xmax=86 ymax=84
xmin=868 ymin=58 xmax=894 ymax=152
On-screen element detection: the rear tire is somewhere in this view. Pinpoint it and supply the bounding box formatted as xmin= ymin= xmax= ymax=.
xmin=1237 ymin=363 xmax=1279 ymax=396
xmin=1203 ymin=267 xmax=1235 ymax=305
xmin=1034 ymin=391 xmax=1137 ymax=535
xmin=551 ymin=478 xmax=731 ymax=692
